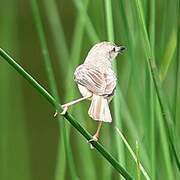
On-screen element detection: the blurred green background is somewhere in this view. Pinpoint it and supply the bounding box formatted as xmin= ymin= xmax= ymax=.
xmin=0 ymin=0 xmax=179 ymax=179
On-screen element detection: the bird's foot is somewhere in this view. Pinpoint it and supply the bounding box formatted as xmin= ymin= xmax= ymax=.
xmin=54 ymin=104 xmax=69 ymax=117
xmin=88 ymin=135 xmax=98 ymax=142
xmin=60 ymin=104 xmax=69 ymax=115
xmin=87 ymin=134 xmax=99 ymax=149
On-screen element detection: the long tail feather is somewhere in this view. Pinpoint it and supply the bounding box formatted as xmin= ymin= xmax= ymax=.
xmin=88 ymin=94 xmax=112 ymax=123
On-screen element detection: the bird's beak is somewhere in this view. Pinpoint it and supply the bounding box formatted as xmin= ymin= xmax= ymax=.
xmin=116 ymin=45 xmax=126 ymax=54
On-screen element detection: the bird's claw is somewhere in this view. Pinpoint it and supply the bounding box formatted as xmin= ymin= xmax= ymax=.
xmin=60 ymin=105 xmax=68 ymax=115
xmin=87 ymin=135 xmax=98 ymax=149
xmin=88 ymin=136 xmax=98 ymax=143
xmin=54 ymin=105 xmax=68 ymax=117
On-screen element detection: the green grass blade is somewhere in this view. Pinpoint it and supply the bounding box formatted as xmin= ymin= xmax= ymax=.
xmin=1 ymin=0 xmax=179 ymax=179
xmin=31 ymin=0 xmax=59 ymax=99
xmin=30 ymin=0 xmax=78 ymax=179
xmin=118 ymin=2 xmax=151 ymax=170
xmin=149 ymin=59 xmax=180 ymax=171
xmin=42 ymin=1 xmax=74 ymax=178
xmin=0 ymin=48 xmax=56 ymax=106
xmin=134 ymin=0 xmax=152 ymax=58
xmin=104 ymin=0 xmax=119 ymax=179
xmin=116 ymin=128 xmax=150 ymax=180
xmin=136 ymin=141 xmax=141 ymax=180
xmin=155 ymin=102 xmax=174 ymax=179
xmin=159 ymin=30 xmax=177 ymax=82
xmin=105 ymin=0 xmax=114 ymax=42
xmin=0 ymin=48 xmax=134 ymax=180
xmin=134 ymin=0 xmax=180 ymax=173
xmin=175 ymin=0 xmax=180 ymax=123
xmin=73 ymin=0 xmax=99 ymax=43
xmin=68 ymin=1 xmax=98 ymax=179
xmin=43 ymin=0 xmax=69 ymax=70
xmin=0 ymin=1 xmax=31 ymax=180
xmin=65 ymin=0 xmax=90 ymax=94
xmin=105 ymin=1 xmax=126 ymax=179
xmin=148 ymin=0 xmax=156 ymax=178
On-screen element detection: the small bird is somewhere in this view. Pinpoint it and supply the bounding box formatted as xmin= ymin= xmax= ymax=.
xmin=55 ymin=41 xmax=126 ymax=142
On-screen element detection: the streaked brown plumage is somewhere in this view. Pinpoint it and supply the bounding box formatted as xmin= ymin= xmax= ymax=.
xmin=74 ymin=60 xmax=116 ymax=122
xmin=74 ymin=42 xmax=125 ymax=123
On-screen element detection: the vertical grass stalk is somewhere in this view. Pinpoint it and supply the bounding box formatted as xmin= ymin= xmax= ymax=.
xmin=105 ymin=0 xmax=126 ymax=175
xmin=135 ymin=141 xmax=141 ymax=180
xmin=134 ymin=0 xmax=180 ymax=173
xmin=30 ymin=0 xmax=78 ymax=179
xmin=148 ymin=0 xmax=156 ymax=178
xmin=0 ymin=1 xmax=31 ymax=180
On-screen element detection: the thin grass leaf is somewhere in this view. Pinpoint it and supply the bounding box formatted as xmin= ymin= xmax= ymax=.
xmin=135 ymin=141 xmax=141 ymax=180
xmin=155 ymin=103 xmax=174 ymax=179
xmin=116 ymin=85 xmax=150 ymax=169
xmin=134 ymin=0 xmax=152 ymax=58
xmin=148 ymin=0 xmax=156 ymax=179
xmin=159 ymin=30 xmax=177 ymax=82
xmin=116 ymin=128 xmax=150 ymax=180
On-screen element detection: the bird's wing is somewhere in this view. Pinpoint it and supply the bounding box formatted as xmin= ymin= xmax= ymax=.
xmin=104 ymin=69 xmax=117 ymax=97
xmin=74 ymin=65 xmax=106 ymax=95
xmin=74 ymin=65 xmax=116 ymax=96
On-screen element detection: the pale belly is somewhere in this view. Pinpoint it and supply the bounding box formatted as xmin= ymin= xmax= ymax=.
xmin=78 ymin=84 xmax=92 ymax=100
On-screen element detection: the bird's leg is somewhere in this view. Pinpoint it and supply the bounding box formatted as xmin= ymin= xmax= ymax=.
xmin=89 ymin=122 xmax=103 ymax=142
xmin=54 ymin=94 xmax=92 ymax=117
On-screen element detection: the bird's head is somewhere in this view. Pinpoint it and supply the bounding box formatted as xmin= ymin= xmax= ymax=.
xmin=88 ymin=41 xmax=126 ymax=62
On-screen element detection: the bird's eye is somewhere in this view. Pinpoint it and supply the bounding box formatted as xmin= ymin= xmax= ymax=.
xmin=112 ymin=47 xmax=116 ymax=52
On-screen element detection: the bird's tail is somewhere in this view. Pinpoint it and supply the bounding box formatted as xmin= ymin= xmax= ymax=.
xmin=88 ymin=94 xmax=112 ymax=123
